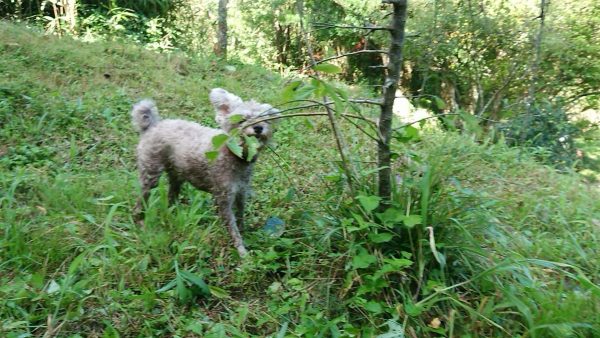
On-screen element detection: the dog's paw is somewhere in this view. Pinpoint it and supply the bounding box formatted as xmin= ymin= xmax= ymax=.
xmin=237 ymin=245 xmax=249 ymax=258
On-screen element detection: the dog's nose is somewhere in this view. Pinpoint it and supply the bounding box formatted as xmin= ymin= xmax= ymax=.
xmin=253 ymin=125 xmax=264 ymax=134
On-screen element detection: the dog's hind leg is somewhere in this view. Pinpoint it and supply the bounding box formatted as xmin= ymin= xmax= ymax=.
xmin=134 ymin=164 xmax=163 ymax=225
xmin=167 ymin=170 xmax=183 ymax=206
xmin=234 ymin=189 xmax=246 ymax=231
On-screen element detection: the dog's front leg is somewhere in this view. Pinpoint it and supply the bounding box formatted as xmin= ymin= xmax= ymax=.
xmin=215 ymin=191 xmax=248 ymax=257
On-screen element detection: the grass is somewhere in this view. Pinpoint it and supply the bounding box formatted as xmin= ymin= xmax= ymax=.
xmin=1 ymin=22 xmax=599 ymax=337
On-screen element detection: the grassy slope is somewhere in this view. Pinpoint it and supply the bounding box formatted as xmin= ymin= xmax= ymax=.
xmin=1 ymin=22 xmax=599 ymax=337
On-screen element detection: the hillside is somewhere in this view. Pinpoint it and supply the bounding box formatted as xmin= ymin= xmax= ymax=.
xmin=1 ymin=22 xmax=599 ymax=337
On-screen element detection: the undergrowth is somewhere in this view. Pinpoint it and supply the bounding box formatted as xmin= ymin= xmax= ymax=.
xmin=1 ymin=22 xmax=599 ymax=337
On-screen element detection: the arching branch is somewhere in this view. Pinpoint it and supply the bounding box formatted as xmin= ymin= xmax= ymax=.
xmin=312 ymin=22 xmax=392 ymax=32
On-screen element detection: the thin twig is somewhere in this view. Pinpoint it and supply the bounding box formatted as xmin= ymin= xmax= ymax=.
xmin=299 ymin=8 xmax=357 ymax=193
xmin=565 ymin=91 xmax=600 ymax=106
xmin=477 ymin=63 xmax=521 ymax=116
xmin=276 ymin=98 xmax=382 ymax=109
xmin=324 ymin=102 xmax=357 ymax=192
xmin=248 ymin=112 xmax=373 ymax=126
xmin=247 ymin=99 xmax=379 ymax=126
xmin=341 ymin=115 xmax=380 ymax=143
xmin=265 ymin=145 xmax=297 ymax=191
xmin=392 ymin=113 xmax=500 ymax=131
xmin=281 ymin=98 xmax=382 ymax=107
xmin=312 ymin=22 xmax=392 ymax=31
xmin=314 ymin=50 xmax=389 ymax=65
xmin=346 ymin=100 xmax=385 ymax=139
xmin=393 ymin=113 xmax=460 ymax=130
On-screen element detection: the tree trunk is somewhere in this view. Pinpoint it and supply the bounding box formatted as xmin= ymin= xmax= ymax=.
xmin=379 ymin=0 xmax=408 ymax=202
xmin=521 ymin=0 xmax=548 ymax=142
xmin=216 ymin=0 xmax=228 ymax=59
xmin=64 ymin=0 xmax=77 ymax=33
xmin=526 ymin=0 xmax=548 ymax=108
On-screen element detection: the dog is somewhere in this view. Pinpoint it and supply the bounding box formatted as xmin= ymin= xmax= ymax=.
xmin=131 ymin=88 xmax=277 ymax=257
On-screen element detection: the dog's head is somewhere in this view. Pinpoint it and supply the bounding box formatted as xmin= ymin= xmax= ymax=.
xmin=209 ymin=88 xmax=277 ymax=143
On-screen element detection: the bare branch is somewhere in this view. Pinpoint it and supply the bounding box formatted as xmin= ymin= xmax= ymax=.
xmin=269 ymin=98 xmax=382 ymax=116
xmin=245 ymin=111 xmax=376 ymax=127
xmin=315 ymin=50 xmax=389 ymax=65
xmin=312 ymin=22 xmax=392 ymax=31
xmin=345 ymin=100 xmax=385 ymax=139
xmin=349 ymin=98 xmax=383 ymax=106
xmin=299 ymin=7 xmax=357 ymax=192
xmin=477 ymin=62 xmax=521 ymax=116
xmin=265 ymin=145 xmax=297 ymax=190
xmin=260 ymin=99 xmax=380 ymax=138
xmin=341 ymin=115 xmax=380 ymax=142
xmin=392 ymin=113 xmax=500 ymax=131
xmin=393 ymin=113 xmax=460 ymax=130
xmin=565 ymin=91 xmax=600 ymax=106
xmin=286 ymin=98 xmax=382 ymax=106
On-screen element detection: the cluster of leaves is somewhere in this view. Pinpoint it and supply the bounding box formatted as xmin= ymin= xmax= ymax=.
xmin=207 ymin=129 xmax=261 ymax=163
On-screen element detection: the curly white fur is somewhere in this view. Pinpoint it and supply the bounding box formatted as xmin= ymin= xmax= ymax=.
xmin=132 ymin=88 xmax=276 ymax=257
xmin=131 ymin=99 xmax=160 ymax=132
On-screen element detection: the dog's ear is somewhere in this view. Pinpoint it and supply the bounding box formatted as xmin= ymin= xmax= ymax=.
xmin=209 ymin=88 xmax=242 ymax=117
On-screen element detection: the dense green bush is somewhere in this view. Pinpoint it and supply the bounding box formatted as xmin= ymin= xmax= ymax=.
xmin=499 ymin=101 xmax=581 ymax=170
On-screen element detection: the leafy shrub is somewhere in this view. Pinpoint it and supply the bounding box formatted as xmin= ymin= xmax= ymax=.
xmin=291 ymin=132 xmax=600 ymax=336
xmin=498 ymin=101 xmax=581 ymax=170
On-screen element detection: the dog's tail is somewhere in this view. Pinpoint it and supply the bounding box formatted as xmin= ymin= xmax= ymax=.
xmin=131 ymin=99 xmax=160 ymax=133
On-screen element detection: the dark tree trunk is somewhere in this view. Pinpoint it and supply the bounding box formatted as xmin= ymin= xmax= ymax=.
xmin=378 ymin=0 xmax=408 ymax=202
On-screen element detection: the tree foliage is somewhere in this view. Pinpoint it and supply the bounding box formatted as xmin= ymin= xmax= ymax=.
xmin=1 ymin=1 xmax=600 ymax=336
xmin=3 ymin=0 xmax=597 ymax=116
